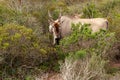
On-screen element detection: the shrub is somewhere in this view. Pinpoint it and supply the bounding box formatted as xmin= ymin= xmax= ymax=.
xmin=98 ymin=0 xmax=120 ymax=40
xmin=109 ymin=72 xmax=120 ymax=80
xmin=59 ymin=23 xmax=116 ymax=59
xmin=0 ymin=4 xmax=30 ymax=28
xmin=0 ymin=23 xmax=55 ymax=79
xmin=59 ymin=23 xmax=116 ymax=80
xmin=34 ymin=0 xmax=67 ymax=33
xmin=82 ymin=3 xmax=102 ymax=18
xmin=0 ymin=2 xmax=42 ymax=35
xmin=60 ymin=52 xmax=107 ymax=80
xmin=0 ymin=4 xmax=15 ymax=26
xmin=99 ymin=0 xmax=119 ymax=17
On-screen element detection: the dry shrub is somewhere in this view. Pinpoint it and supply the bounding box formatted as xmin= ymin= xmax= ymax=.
xmin=4 ymin=0 xmax=43 ymax=13
xmin=60 ymin=53 xmax=107 ymax=80
xmin=108 ymin=72 xmax=120 ymax=80
xmin=107 ymin=42 xmax=120 ymax=62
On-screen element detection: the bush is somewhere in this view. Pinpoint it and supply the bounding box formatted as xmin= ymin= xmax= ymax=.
xmin=0 ymin=4 xmax=15 ymax=26
xmin=60 ymin=52 xmax=107 ymax=80
xmin=97 ymin=0 xmax=120 ymax=40
xmin=109 ymin=72 xmax=120 ymax=80
xmin=82 ymin=3 xmax=102 ymax=18
xmin=59 ymin=23 xmax=116 ymax=58
xmin=0 ymin=3 xmax=41 ymax=35
xmin=0 ymin=23 xmax=55 ymax=79
xmin=34 ymin=0 xmax=67 ymax=33
xmin=59 ymin=23 xmax=116 ymax=80
xmin=0 ymin=4 xmax=30 ymax=28
xmin=99 ymin=0 xmax=119 ymax=17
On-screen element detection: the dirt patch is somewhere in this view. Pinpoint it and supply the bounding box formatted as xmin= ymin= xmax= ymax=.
xmin=109 ymin=62 xmax=120 ymax=68
xmin=35 ymin=72 xmax=63 ymax=80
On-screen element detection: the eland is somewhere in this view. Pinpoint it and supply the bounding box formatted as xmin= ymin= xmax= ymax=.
xmin=48 ymin=12 xmax=108 ymax=45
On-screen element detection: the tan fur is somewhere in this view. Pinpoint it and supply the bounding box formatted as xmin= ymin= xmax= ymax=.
xmin=49 ymin=15 xmax=108 ymax=45
xmin=59 ymin=16 xmax=108 ymax=37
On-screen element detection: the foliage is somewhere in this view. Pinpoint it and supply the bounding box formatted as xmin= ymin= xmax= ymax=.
xmin=99 ymin=0 xmax=119 ymax=17
xmin=59 ymin=23 xmax=116 ymax=58
xmin=109 ymin=72 xmax=120 ymax=80
xmin=0 ymin=4 xmax=15 ymax=26
xmin=94 ymin=0 xmax=120 ymax=40
xmin=0 ymin=0 xmax=120 ymax=79
xmin=32 ymin=0 xmax=67 ymax=33
xmin=0 ymin=23 xmax=56 ymax=79
xmin=82 ymin=3 xmax=102 ymax=18
xmin=60 ymin=52 xmax=107 ymax=80
xmin=59 ymin=23 xmax=116 ymax=80
xmin=0 ymin=2 xmax=43 ymax=36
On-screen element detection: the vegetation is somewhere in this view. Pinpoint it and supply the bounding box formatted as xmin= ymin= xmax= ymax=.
xmin=0 ymin=23 xmax=56 ymax=79
xmin=59 ymin=23 xmax=115 ymax=80
xmin=0 ymin=0 xmax=120 ymax=80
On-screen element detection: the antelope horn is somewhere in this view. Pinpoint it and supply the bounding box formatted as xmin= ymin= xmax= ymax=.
xmin=48 ymin=10 xmax=54 ymax=21
xmin=48 ymin=10 xmax=52 ymax=18
xmin=59 ymin=8 xmax=62 ymax=18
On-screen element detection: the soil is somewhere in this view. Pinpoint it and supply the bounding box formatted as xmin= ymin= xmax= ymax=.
xmin=35 ymin=72 xmax=63 ymax=80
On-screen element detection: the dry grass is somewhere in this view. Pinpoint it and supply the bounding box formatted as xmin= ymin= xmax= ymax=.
xmin=60 ymin=54 xmax=107 ymax=80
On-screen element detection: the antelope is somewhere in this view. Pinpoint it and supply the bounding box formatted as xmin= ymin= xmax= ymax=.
xmin=48 ymin=12 xmax=108 ymax=45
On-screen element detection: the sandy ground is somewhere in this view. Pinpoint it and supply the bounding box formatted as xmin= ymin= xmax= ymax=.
xmin=35 ymin=73 xmax=63 ymax=80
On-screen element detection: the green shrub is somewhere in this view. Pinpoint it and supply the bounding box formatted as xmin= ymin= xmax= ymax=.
xmin=0 ymin=4 xmax=15 ymax=26
xmin=82 ymin=3 xmax=102 ymax=18
xmin=59 ymin=23 xmax=116 ymax=80
xmin=0 ymin=4 xmax=30 ymax=28
xmin=98 ymin=0 xmax=120 ymax=40
xmin=0 ymin=23 xmax=56 ymax=79
xmin=99 ymin=0 xmax=119 ymax=17
xmin=59 ymin=23 xmax=116 ymax=59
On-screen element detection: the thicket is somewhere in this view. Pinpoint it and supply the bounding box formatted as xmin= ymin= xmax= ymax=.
xmin=59 ymin=23 xmax=116 ymax=80
xmin=0 ymin=0 xmax=120 ymax=79
xmin=58 ymin=1 xmax=120 ymax=79
xmin=0 ymin=23 xmax=57 ymax=80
